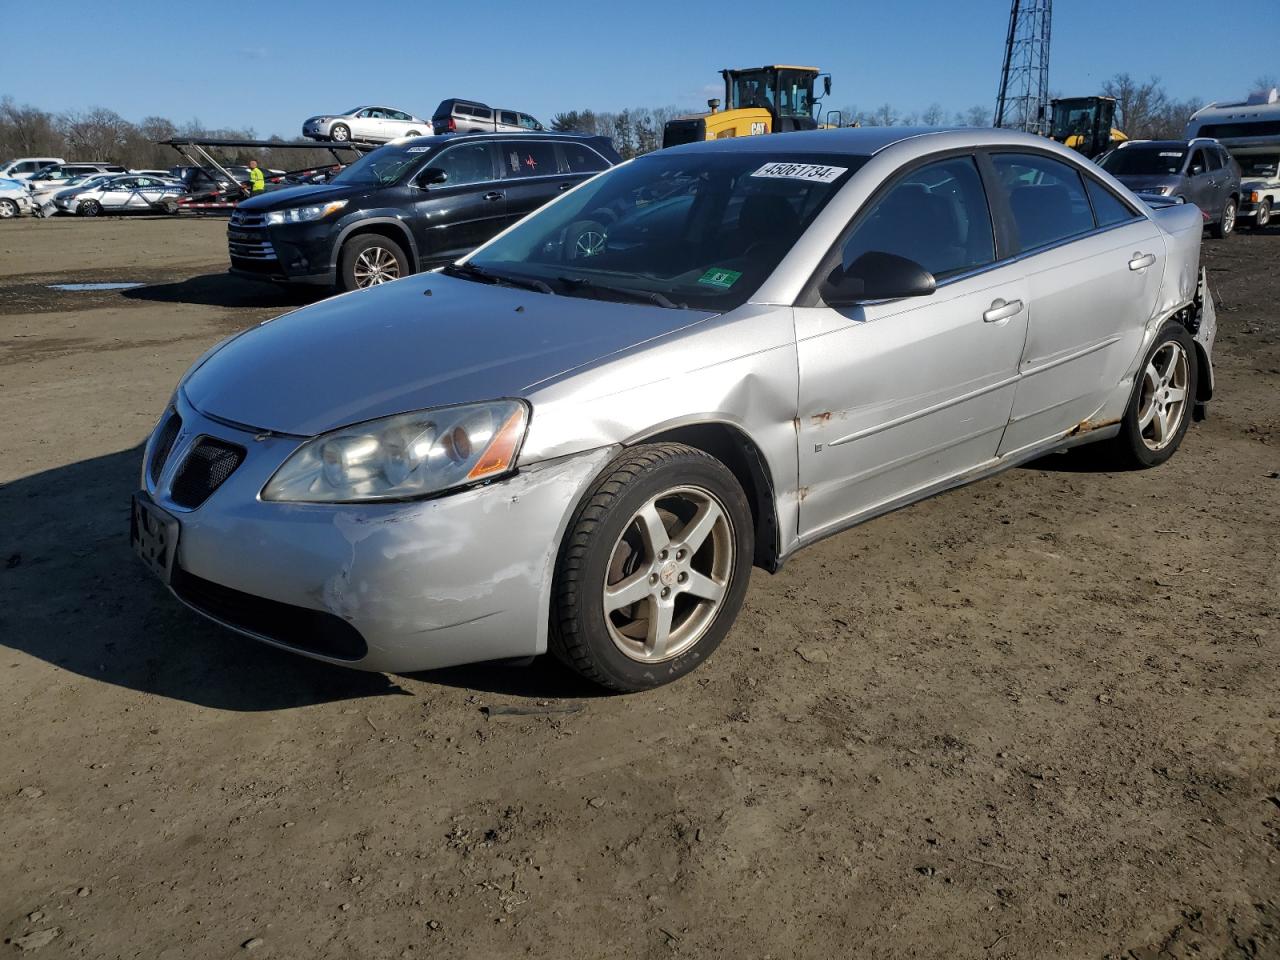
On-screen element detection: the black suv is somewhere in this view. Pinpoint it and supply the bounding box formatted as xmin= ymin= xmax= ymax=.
xmin=228 ymin=133 xmax=619 ymax=291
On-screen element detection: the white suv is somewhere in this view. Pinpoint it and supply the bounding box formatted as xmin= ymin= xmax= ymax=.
xmin=0 ymin=157 xmax=64 ymax=180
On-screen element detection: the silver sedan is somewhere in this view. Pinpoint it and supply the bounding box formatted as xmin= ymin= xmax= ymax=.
xmin=133 ymin=127 xmax=1216 ymax=690
xmin=302 ymin=106 xmax=428 ymax=143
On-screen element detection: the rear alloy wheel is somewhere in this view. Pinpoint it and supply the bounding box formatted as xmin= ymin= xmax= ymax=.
xmin=405 ymin=130 xmax=421 ymax=138
xmin=0 ymin=199 xmax=18 ymax=219
xmin=338 ymin=234 xmax=410 ymax=291
xmin=78 ymin=199 xmax=102 ymax=217
xmin=1253 ymin=198 xmax=1271 ymax=229
xmin=550 ymin=443 xmax=754 ymax=691
xmin=330 ymin=123 xmax=351 ymax=143
xmin=1211 ymin=198 xmax=1236 ymax=238
xmin=1102 ymin=321 xmax=1198 ymax=469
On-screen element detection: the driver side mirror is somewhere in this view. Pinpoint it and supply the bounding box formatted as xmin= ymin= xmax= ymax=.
xmin=418 ymin=167 xmax=448 ymax=188
xmin=1189 ymin=165 xmax=1204 ymax=176
xmin=823 ymin=76 xmax=832 ymax=96
xmin=820 ymin=251 xmax=936 ymax=307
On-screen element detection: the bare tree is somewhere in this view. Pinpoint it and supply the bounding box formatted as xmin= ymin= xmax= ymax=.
xmin=922 ymin=103 xmax=947 ymax=126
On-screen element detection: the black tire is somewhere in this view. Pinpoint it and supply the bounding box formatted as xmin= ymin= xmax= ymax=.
xmin=161 ymin=198 xmax=179 ymax=215
xmin=1210 ymin=197 xmax=1236 ymax=238
xmin=405 ymin=130 xmax=421 ymax=138
xmin=549 ymin=443 xmax=754 ymax=692
xmin=1253 ymin=198 xmax=1271 ymax=230
xmin=1100 ymin=321 xmax=1199 ymax=469
xmin=563 ymin=219 xmax=608 ymax=261
xmin=330 ymin=123 xmax=351 ymax=143
xmin=337 ymin=234 xmax=410 ymax=292
xmin=0 ymin=199 xmax=18 ymax=219
xmin=78 ymin=199 xmax=102 ymax=217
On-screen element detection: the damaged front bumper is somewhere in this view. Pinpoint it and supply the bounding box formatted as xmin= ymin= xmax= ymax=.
xmin=139 ymin=392 xmax=616 ymax=673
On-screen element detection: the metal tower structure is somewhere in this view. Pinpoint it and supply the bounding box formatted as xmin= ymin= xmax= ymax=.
xmin=994 ymin=0 xmax=1052 ymax=134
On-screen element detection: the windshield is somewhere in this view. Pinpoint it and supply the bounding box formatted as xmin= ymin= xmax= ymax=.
xmin=341 ymin=107 xmax=363 ymax=116
xmin=1101 ymin=148 xmax=1186 ymax=176
xmin=1240 ymin=155 xmax=1278 ymax=178
xmin=467 ymin=151 xmax=864 ymax=311
xmin=330 ymin=142 xmax=429 ymax=186
xmin=30 ymin=167 xmax=73 ymax=182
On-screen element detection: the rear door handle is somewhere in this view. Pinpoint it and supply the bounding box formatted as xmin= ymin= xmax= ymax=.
xmin=983 ymin=298 xmax=1023 ymax=323
xmin=483 ymin=191 xmax=504 ymax=202
xmin=558 ymin=182 xmax=573 ymax=191
xmin=1129 ymin=252 xmax=1156 ymax=271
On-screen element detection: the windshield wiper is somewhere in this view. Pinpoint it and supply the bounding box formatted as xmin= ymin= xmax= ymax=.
xmin=444 ymin=262 xmax=553 ymax=294
xmin=555 ymin=276 xmax=681 ymax=310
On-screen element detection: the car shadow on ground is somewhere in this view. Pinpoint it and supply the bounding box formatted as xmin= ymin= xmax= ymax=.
xmin=410 ymin=658 xmax=615 ymax=701
xmin=123 ymin=273 xmax=327 ymax=310
xmin=0 ymin=446 xmax=409 ymax=711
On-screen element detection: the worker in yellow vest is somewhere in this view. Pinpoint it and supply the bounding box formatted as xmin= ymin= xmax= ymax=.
xmin=247 ymin=159 xmax=265 ymax=195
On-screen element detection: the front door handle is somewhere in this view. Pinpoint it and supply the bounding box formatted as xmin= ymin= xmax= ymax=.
xmin=983 ymin=298 xmax=1023 ymax=323
xmin=483 ymin=191 xmax=504 ymax=202
xmin=558 ymin=182 xmax=573 ymax=191
xmin=1129 ymin=252 xmax=1156 ymax=271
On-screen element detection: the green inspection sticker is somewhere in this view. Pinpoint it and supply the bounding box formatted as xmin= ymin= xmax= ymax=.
xmin=698 ymin=268 xmax=742 ymax=289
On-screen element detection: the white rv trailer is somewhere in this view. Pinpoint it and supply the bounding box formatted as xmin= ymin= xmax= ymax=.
xmin=1185 ymin=88 xmax=1280 ymax=151
xmin=1186 ymin=88 xmax=1280 ymax=227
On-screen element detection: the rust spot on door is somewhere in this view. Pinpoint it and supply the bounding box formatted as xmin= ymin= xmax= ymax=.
xmin=810 ymin=411 xmax=832 ymax=426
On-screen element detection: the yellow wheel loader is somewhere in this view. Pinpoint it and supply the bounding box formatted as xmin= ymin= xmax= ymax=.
xmin=1048 ymin=96 xmax=1128 ymax=159
xmin=662 ymin=65 xmax=832 ymax=149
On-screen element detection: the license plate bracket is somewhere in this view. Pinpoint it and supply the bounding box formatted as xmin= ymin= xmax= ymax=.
xmin=131 ymin=492 xmax=179 ymax=585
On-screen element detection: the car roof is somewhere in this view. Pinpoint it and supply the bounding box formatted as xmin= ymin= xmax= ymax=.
xmin=398 ymin=131 xmax=605 ymax=146
xmin=659 ymin=125 xmax=1057 ymax=158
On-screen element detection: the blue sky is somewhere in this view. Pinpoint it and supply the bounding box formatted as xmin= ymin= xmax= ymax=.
xmin=3 ymin=0 xmax=1268 ymax=136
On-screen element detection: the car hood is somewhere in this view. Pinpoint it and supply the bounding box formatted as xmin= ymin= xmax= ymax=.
xmin=182 ymin=273 xmax=716 ymax=436
xmin=1241 ymin=177 xmax=1278 ymax=190
xmin=237 ymin=183 xmax=361 ymax=210
xmin=1112 ymin=174 xmax=1180 ymax=192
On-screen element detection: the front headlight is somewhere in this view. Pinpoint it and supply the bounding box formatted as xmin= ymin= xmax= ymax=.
xmin=1138 ymin=186 xmax=1170 ymax=196
xmin=265 ymin=199 xmax=347 ymax=225
xmin=262 ymin=400 xmax=529 ymax=503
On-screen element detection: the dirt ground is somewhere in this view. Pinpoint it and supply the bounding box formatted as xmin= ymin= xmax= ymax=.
xmin=0 ymin=214 xmax=1276 ymax=960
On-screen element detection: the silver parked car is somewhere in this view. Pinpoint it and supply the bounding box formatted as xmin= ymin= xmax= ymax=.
xmin=302 ymin=106 xmax=429 ymax=143
xmin=133 ymin=128 xmax=1216 ymax=691
xmin=58 ymin=174 xmax=186 ymax=216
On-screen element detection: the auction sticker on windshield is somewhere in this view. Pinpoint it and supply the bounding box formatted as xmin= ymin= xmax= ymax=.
xmin=751 ymin=162 xmax=847 ymax=183
xmin=698 ymin=268 xmax=742 ymax=289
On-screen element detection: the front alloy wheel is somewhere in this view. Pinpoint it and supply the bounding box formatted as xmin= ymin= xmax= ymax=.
xmin=551 ymin=443 xmax=754 ymax=691
xmin=602 ymin=486 xmax=734 ymax=663
xmin=0 ymin=199 xmax=18 ymax=219
xmin=1254 ymin=199 xmax=1271 ymax=229
xmin=352 ymin=245 xmax=402 ymax=287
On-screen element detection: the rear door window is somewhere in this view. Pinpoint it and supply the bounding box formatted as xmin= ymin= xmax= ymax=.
xmin=1084 ymin=177 xmax=1139 ymax=228
xmin=501 ymin=141 xmax=559 ymax=178
xmin=500 ymin=111 xmax=519 ymax=126
xmin=990 ymin=153 xmax=1095 ymax=252
xmin=559 ymin=143 xmax=609 ymax=174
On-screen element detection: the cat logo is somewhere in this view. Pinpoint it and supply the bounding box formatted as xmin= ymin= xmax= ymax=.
xmin=750 ymin=121 xmax=768 ymax=136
